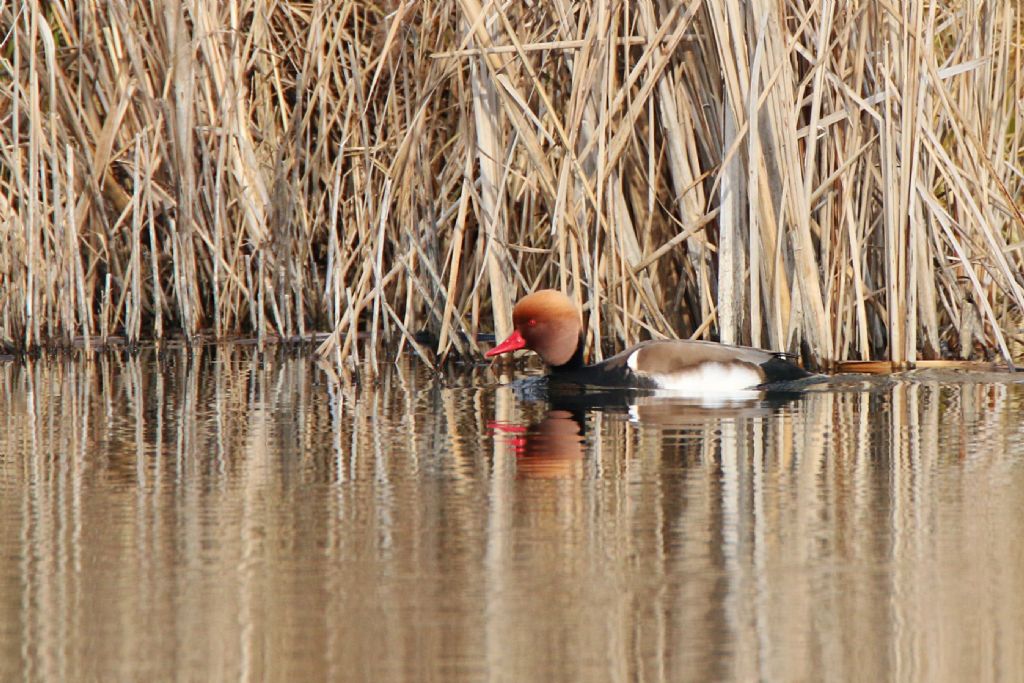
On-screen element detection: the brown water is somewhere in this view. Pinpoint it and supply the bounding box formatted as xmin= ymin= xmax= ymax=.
xmin=1 ymin=348 xmax=1024 ymax=682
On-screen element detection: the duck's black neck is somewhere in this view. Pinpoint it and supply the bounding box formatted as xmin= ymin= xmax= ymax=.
xmin=544 ymin=337 xmax=643 ymax=396
xmin=548 ymin=337 xmax=587 ymax=374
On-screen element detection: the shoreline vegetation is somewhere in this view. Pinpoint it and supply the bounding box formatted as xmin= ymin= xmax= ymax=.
xmin=2 ymin=2 xmax=1022 ymax=372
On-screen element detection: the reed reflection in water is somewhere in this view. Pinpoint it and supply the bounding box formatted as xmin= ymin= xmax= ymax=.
xmin=0 ymin=349 xmax=1023 ymax=681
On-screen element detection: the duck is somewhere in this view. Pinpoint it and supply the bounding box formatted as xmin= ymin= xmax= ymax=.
xmin=485 ymin=289 xmax=812 ymax=396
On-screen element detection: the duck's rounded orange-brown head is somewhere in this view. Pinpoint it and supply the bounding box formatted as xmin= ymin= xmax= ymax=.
xmin=485 ymin=290 xmax=583 ymax=366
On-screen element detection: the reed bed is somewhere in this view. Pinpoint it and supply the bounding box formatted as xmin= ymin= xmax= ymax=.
xmin=1 ymin=0 xmax=1022 ymax=370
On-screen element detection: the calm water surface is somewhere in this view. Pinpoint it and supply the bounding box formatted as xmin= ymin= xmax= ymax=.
xmin=1 ymin=347 xmax=1024 ymax=681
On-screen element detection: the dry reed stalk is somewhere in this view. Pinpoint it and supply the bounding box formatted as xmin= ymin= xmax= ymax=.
xmin=0 ymin=1 xmax=1021 ymax=368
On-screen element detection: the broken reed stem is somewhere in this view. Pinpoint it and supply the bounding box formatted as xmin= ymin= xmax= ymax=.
xmin=0 ymin=1 xmax=1021 ymax=369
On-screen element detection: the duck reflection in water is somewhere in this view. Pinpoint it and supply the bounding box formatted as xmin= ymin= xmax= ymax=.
xmin=490 ymin=409 xmax=586 ymax=479
xmin=492 ymin=378 xmax=803 ymax=477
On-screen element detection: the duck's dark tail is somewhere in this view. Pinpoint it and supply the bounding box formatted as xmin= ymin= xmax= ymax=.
xmin=763 ymin=354 xmax=813 ymax=380
xmin=758 ymin=354 xmax=824 ymax=391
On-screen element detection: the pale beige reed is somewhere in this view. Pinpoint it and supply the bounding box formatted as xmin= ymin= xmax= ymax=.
xmin=1 ymin=1 xmax=1022 ymax=370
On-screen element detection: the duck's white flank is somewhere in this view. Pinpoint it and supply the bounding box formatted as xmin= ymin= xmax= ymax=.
xmin=626 ymin=351 xmax=763 ymax=397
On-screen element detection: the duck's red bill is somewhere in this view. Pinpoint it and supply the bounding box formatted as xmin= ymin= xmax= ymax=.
xmin=485 ymin=329 xmax=527 ymax=358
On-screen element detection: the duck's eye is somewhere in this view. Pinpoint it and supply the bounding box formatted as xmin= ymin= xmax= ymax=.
xmin=527 ymin=318 xmax=537 ymax=327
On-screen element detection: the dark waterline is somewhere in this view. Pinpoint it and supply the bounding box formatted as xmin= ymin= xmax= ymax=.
xmin=1 ymin=348 xmax=1023 ymax=681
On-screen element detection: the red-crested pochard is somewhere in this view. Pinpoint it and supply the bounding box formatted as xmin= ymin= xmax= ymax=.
xmin=485 ymin=290 xmax=811 ymax=395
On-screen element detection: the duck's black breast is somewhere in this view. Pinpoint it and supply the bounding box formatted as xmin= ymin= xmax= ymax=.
xmin=546 ymin=345 xmax=657 ymax=389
